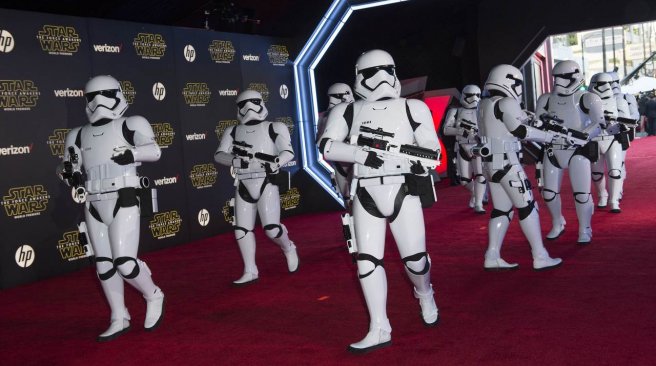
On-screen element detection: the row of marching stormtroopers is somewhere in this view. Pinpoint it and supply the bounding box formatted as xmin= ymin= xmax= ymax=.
xmin=58 ymin=75 xmax=299 ymax=342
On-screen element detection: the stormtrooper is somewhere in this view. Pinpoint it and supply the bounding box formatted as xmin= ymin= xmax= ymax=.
xmin=535 ymin=60 xmax=603 ymax=244
xmin=319 ymin=49 xmax=440 ymax=353
xmin=476 ymin=64 xmax=562 ymax=271
xmin=57 ymin=75 xmax=165 ymax=341
xmin=588 ymin=73 xmax=628 ymax=213
xmin=214 ymin=90 xmax=299 ymax=286
xmin=443 ymin=85 xmax=486 ymax=213
xmin=316 ymin=83 xmax=355 ymax=201
xmin=609 ymin=71 xmax=640 ymax=202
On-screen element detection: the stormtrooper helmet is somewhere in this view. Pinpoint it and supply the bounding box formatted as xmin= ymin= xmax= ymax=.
xmin=327 ymin=83 xmax=354 ymax=109
xmin=484 ymin=64 xmax=524 ymax=101
xmin=236 ymin=90 xmax=268 ymax=124
xmin=354 ymin=49 xmax=401 ymax=101
xmin=552 ymin=60 xmax=584 ymax=96
xmin=460 ymin=84 xmax=481 ymax=108
xmin=589 ymin=73 xmax=614 ymax=100
xmin=84 ymin=75 xmax=128 ymax=123
xmin=608 ymin=71 xmax=622 ymax=96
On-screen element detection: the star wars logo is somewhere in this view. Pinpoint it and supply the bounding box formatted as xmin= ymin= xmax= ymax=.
xmin=57 ymin=230 xmax=89 ymax=261
xmin=182 ymin=82 xmax=211 ymax=107
xmin=189 ymin=164 xmax=218 ymax=189
xmin=2 ymin=185 xmax=50 ymax=219
xmin=148 ymin=210 xmax=182 ymax=239
xmin=47 ymin=128 xmax=71 ymax=158
xmin=208 ymin=40 xmax=236 ymax=63
xmin=215 ymin=120 xmax=238 ymax=139
xmin=133 ymin=33 xmax=167 ymax=60
xmin=36 ymin=25 xmax=81 ymax=55
xmin=275 ymin=117 xmax=295 ymax=136
xmin=0 ymin=80 xmax=40 ymax=111
xmin=151 ymin=123 xmax=175 ymax=148
xmin=120 ymin=81 xmax=136 ymax=104
xmin=222 ymin=200 xmax=232 ymax=223
xmin=267 ymin=45 xmax=290 ymax=66
xmin=248 ymin=83 xmax=269 ymax=102
xmin=280 ymin=187 xmax=301 ymax=211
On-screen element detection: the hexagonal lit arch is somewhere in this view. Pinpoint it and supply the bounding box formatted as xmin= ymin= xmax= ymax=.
xmin=293 ymin=0 xmax=409 ymax=205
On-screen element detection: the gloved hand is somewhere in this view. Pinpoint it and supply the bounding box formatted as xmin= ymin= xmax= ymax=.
xmin=410 ymin=161 xmax=426 ymax=175
xmin=363 ymin=151 xmax=384 ymax=169
xmin=111 ymin=149 xmax=134 ymax=165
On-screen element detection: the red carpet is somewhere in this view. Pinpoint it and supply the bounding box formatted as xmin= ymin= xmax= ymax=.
xmin=2 ymin=138 xmax=656 ymax=366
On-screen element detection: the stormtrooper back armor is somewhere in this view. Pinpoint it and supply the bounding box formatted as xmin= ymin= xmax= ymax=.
xmin=59 ymin=75 xmax=164 ymax=342
xmin=535 ymin=60 xmax=603 ymax=244
xmin=319 ymin=50 xmax=440 ymax=354
xmin=477 ymin=64 xmax=561 ymax=272
xmin=214 ymin=90 xmax=298 ymax=286
xmin=443 ymin=85 xmax=486 ymax=213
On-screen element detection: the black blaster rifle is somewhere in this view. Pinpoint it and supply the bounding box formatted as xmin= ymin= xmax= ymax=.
xmin=352 ymin=126 xmax=440 ymax=169
xmin=536 ymin=113 xmax=589 ymax=147
xmin=232 ymin=140 xmax=280 ymax=164
xmin=460 ymin=118 xmax=479 ymax=134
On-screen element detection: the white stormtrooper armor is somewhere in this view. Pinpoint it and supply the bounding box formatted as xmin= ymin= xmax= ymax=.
xmin=57 ymin=75 xmax=165 ymax=342
xmin=477 ymin=64 xmax=562 ymax=271
xmin=535 ymin=60 xmax=603 ymax=244
xmin=609 ymin=71 xmax=639 ymax=202
xmin=589 ymin=73 xmax=625 ymax=213
xmin=214 ymin=90 xmax=299 ymax=286
xmin=319 ymin=49 xmax=440 ymax=354
xmin=316 ymin=83 xmax=355 ymax=201
xmin=443 ymin=85 xmax=486 ymax=213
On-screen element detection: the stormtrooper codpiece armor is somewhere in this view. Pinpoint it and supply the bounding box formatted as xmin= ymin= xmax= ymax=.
xmin=214 ymin=90 xmax=299 ymax=286
xmin=57 ymin=75 xmax=165 ymax=342
xmin=589 ymin=73 xmax=631 ymax=213
xmin=477 ymin=64 xmax=562 ymax=271
xmin=316 ymin=83 xmax=355 ymax=201
xmin=535 ymin=60 xmax=603 ymax=244
xmin=319 ymin=49 xmax=440 ymax=354
xmin=443 ymin=85 xmax=487 ymax=213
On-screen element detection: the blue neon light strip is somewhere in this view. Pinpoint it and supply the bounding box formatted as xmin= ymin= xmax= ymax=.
xmin=293 ymin=0 xmax=409 ymax=205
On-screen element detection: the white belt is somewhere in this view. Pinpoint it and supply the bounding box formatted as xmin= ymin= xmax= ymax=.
xmin=87 ymin=191 xmax=119 ymax=202
xmin=593 ymin=135 xmax=615 ymax=141
xmin=85 ymin=175 xmax=140 ymax=194
xmin=359 ymin=175 xmax=406 ymax=187
xmin=489 ymin=139 xmax=521 ymax=154
xmin=237 ymin=172 xmax=267 ymax=180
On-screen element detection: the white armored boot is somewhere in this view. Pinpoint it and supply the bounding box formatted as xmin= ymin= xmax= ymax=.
xmin=484 ymin=215 xmax=518 ymax=270
xmin=123 ymin=259 xmax=165 ymax=330
xmin=608 ymin=172 xmax=622 ymax=213
xmin=404 ymin=257 xmax=439 ymax=326
xmin=473 ymin=179 xmax=486 ymax=214
xmin=234 ymin=231 xmax=259 ymax=286
xmin=268 ymin=224 xmax=299 ymax=273
xmin=348 ymin=266 xmax=392 ymax=354
xmin=519 ymin=209 xmax=562 ymax=271
xmin=97 ymin=273 xmax=131 ymax=342
xmin=574 ymin=194 xmax=594 ymax=244
xmin=544 ymin=193 xmax=566 ymax=240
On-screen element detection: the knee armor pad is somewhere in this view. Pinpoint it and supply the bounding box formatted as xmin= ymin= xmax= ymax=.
xmin=263 ymin=223 xmax=283 ymax=239
xmin=591 ymin=172 xmax=604 ymax=182
xmin=356 ymin=253 xmax=384 ymax=279
xmin=95 ymin=256 xmax=117 ymax=281
xmin=573 ymin=192 xmax=591 ymax=204
xmin=474 ymin=174 xmax=486 ymax=184
xmin=114 ymin=256 xmax=140 ymax=279
xmin=542 ymin=188 xmax=559 ymax=202
xmin=402 ymin=252 xmax=430 ymax=275
xmin=459 ymin=176 xmax=472 ymax=186
xmin=491 ymin=208 xmax=513 ymax=221
xmin=234 ymin=226 xmax=253 ymax=240
xmin=608 ymin=169 xmax=622 ymax=180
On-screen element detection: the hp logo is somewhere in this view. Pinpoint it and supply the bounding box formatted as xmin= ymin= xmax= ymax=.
xmin=198 ymin=209 xmax=210 ymax=227
xmin=184 ymin=44 xmax=196 ymax=62
xmin=15 ymin=245 xmax=35 ymax=268
xmin=0 ymin=29 xmax=15 ymax=53
xmin=279 ymin=84 xmax=289 ymax=100
xmin=152 ymin=82 xmax=166 ymax=101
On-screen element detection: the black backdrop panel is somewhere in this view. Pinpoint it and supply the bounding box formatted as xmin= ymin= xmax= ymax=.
xmin=0 ymin=8 xmax=308 ymax=289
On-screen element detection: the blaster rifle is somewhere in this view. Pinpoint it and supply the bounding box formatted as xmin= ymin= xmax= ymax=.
xmin=460 ymin=118 xmax=478 ymax=134
xmin=351 ymin=127 xmax=440 ymax=169
xmin=232 ymin=140 xmax=280 ymax=164
xmin=537 ymin=113 xmax=589 ymax=147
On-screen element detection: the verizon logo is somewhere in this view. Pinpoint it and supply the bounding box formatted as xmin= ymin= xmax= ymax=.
xmin=93 ymin=44 xmax=121 ymax=53
xmin=218 ymin=89 xmax=238 ymax=96
xmin=0 ymin=144 xmax=32 ymax=156
xmin=54 ymin=88 xmax=84 ymax=97
xmin=154 ymin=176 xmax=178 ymax=186
xmin=242 ymin=54 xmax=260 ymax=61
xmin=185 ymin=132 xmax=206 ymax=141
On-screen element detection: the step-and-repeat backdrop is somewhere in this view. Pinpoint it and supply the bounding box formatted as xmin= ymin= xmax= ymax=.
xmin=0 ymin=9 xmax=328 ymax=289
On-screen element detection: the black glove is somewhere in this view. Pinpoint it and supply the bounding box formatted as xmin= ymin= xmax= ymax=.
xmin=363 ymin=151 xmax=384 ymax=169
xmin=111 ymin=149 xmax=135 ymax=165
xmin=410 ymin=161 xmax=426 ymax=175
xmin=233 ymin=146 xmax=249 ymax=158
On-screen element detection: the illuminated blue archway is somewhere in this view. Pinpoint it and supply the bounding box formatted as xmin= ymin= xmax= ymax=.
xmin=293 ymin=0 xmax=409 ymax=205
